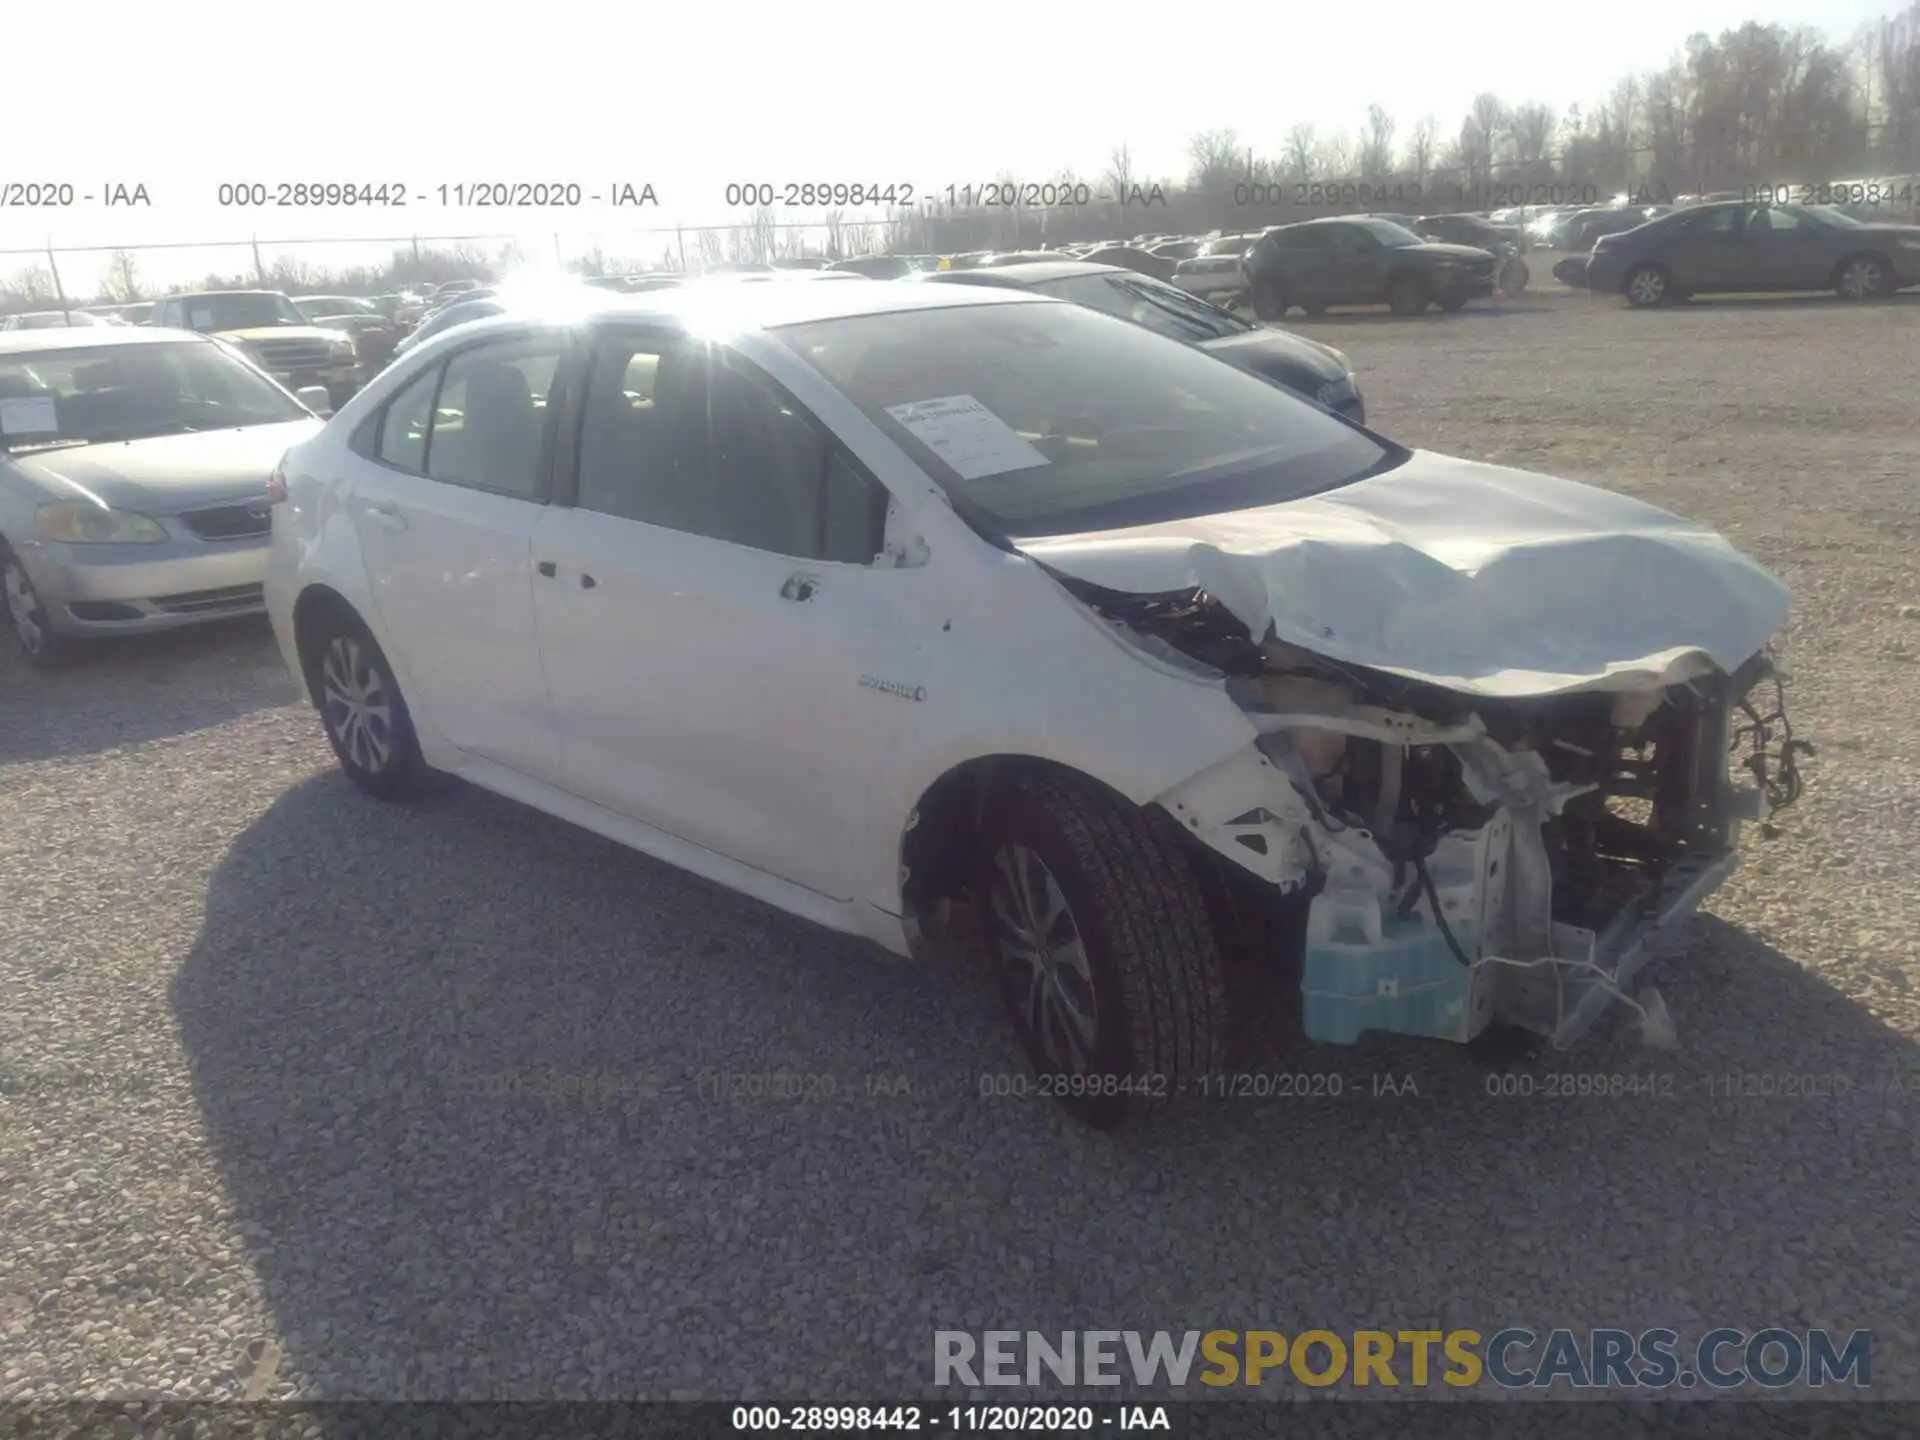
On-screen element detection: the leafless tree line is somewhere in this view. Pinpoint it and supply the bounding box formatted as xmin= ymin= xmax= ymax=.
xmin=7 ymin=5 xmax=1918 ymax=308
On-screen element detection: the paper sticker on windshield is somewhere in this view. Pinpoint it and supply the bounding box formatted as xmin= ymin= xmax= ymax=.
xmin=190 ymin=308 xmax=214 ymax=329
xmin=0 ymin=395 xmax=57 ymax=436
xmin=883 ymin=395 xmax=1048 ymax=481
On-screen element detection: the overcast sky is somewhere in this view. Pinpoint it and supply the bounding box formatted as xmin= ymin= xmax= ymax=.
xmin=2 ymin=0 xmax=1900 ymax=291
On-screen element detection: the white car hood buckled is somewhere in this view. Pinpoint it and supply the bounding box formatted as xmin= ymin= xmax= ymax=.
xmin=1018 ymin=450 xmax=1790 ymax=699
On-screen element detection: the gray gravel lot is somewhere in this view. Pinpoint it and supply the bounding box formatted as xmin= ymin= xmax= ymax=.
xmin=2 ymin=291 xmax=1917 ymax=1414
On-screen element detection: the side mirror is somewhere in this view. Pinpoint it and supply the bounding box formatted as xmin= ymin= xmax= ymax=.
xmin=296 ymin=385 xmax=334 ymax=417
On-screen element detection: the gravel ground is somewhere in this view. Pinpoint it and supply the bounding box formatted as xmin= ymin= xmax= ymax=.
xmin=2 ymin=292 xmax=1917 ymax=1416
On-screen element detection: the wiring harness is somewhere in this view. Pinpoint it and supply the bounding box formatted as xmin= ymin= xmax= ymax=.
xmin=1731 ymin=662 xmax=1812 ymax=837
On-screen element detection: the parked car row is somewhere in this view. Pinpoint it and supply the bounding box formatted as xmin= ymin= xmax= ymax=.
xmin=1551 ymin=198 xmax=1920 ymax=305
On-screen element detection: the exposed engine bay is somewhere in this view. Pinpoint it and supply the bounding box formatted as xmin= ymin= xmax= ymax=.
xmin=1073 ymin=582 xmax=1808 ymax=1050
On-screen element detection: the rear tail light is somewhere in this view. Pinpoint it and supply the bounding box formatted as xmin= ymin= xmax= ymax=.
xmin=266 ymin=467 xmax=289 ymax=504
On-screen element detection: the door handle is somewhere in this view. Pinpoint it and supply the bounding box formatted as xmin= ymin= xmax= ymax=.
xmin=536 ymin=560 xmax=557 ymax=578
xmin=780 ymin=574 xmax=818 ymax=603
xmin=365 ymin=499 xmax=406 ymax=532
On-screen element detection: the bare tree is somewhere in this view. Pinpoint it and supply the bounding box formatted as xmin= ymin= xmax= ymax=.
xmin=267 ymin=257 xmax=327 ymax=292
xmin=5 ymin=264 xmax=57 ymax=305
xmin=1873 ymin=2 xmax=1920 ymax=168
xmin=99 ymin=250 xmax=143 ymax=302
xmin=1282 ymin=123 xmax=1318 ymax=180
xmin=1186 ymin=128 xmax=1242 ymax=190
xmin=748 ymin=204 xmax=779 ymax=263
xmin=1407 ymin=115 xmax=1439 ymax=181
xmin=1508 ymin=103 xmax=1557 ymax=169
xmin=1314 ymin=134 xmax=1355 ymax=179
xmin=1358 ymin=104 xmax=1397 ymax=178
xmin=1460 ymin=92 xmax=1508 ymax=188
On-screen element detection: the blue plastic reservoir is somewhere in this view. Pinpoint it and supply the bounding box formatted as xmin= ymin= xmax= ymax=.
xmin=1301 ymin=910 xmax=1492 ymax=1045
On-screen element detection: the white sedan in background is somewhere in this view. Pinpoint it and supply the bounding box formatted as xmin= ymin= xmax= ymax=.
xmin=265 ymin=283 xmax=1791 ymax=1130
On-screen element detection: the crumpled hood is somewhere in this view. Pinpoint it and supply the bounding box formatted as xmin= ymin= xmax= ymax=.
xmin=7 ymin=420 xmax=322 ymax=511
xmin=1019 ymin=450 xmax=1790 ymax=698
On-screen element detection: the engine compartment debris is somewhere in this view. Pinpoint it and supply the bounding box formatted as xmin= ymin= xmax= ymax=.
xmin=1081 ymin=582 xmax=1802 ymax=1050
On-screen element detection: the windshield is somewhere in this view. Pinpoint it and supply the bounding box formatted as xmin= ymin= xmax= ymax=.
xmin=776 ymin=301 xmax=1394 ymax=538
xmin=178 ymin=293 xmax=308 ymax=331
xmin=1033 ymin=273 xmax=1250 ymax=343
xmin=1353 ymin=218 xmax=1425 ymax=246
xmin=0 ymin=339 xmax=310 ymax=450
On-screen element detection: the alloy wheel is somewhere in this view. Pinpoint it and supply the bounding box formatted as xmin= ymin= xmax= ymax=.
xmin=987 ymin=843 xmax=1100 ymax=1075
xmin=320 ymin=634 xmax=396 ymax=774
xmin=1627 ymin=267 xmax=1667 ymax=306
xmin=3 ymin=558 xmax=46 ymax=657
xmin=1839 ymin=257 xmax=1886 ymax=299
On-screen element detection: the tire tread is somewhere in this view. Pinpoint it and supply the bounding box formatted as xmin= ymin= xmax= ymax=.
xmin=1002 ymin=771 xmax=1229 ymax=1125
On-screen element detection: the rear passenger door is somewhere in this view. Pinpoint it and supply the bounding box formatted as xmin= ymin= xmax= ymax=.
xmin=346 ymin=332 xmax=570 ymax=781
xmin=530 ymin=326 xmax=917 ymax=901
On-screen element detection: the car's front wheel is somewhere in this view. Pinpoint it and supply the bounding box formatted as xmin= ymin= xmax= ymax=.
xmin=1 ymin=542 xmax=81 ymax=670
xmin=1386 ymin=272 xmax=1429 ymax=316
xmin=977 ymin=771 xmax=1228 ymax=1130
xmin=307 ymin=619 xmax=430 ymax=800
xmin=1251 ymin=278 xmax=1289 ymax=321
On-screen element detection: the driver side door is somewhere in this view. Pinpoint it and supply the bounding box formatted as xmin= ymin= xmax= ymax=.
xmin=1668 ymin=204 xmax=1754 ymax=289
xmin=530 ymin=327 xmax=926 ymax=901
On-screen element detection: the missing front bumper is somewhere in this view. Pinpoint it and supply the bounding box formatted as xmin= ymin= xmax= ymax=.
xmin=1160 ymin=667 xmax=1778 ymax=1051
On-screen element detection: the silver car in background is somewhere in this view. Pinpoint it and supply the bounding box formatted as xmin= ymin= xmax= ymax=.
xmin=0 ymin=327 xmax=323 ymax=667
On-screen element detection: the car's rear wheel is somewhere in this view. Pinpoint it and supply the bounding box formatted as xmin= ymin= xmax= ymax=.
xmin=1834 ymin=252 xmax=1891 ymax=300
xmin=977 ymin=771 xmax=1228 ymax=1130
xmin=1386 ymin=272 xmax=1429 ymax=316
xmin=1252 ymin=279 xmax=1289 ymax=321
xmin=1623 ymin=263 xmax=1670 ymax=307
xmin=1 ymin=542 xmax=81 ymax=670
xmin=308 ymin=619 xmax=429 ymax=800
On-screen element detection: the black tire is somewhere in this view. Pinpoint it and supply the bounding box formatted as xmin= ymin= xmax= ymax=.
xmin=1 ymin=541 xmax=84 ymax=670
xmin=1386 ymin=271 xmax=1429 ymax=316
xmin=304 ymin=615 xmax=430 ymax=801
xmin=1623 ymin=263 xmax=1670 ymax=307
xmin=1833 ymin=251 xmax=1892 ymax=301
xmin=1252 ymin=278 xmax=1289 ymax=321
xmin=977 ymin=771 xmax=1229 ymax=1130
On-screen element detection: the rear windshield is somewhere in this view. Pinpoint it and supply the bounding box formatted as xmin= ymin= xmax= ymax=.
xmin=775 ymin=300 xmax=1396 ymax=539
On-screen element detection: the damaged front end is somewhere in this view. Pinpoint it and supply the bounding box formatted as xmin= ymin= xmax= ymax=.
xmin=1093 ymin=585 xmax=1807 ymax=1050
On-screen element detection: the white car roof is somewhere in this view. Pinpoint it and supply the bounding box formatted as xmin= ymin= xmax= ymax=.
xmin=433 ymin=279 xmax=1049 ymax=345
xmin=0 ymin=325 xmax=214 ymax=355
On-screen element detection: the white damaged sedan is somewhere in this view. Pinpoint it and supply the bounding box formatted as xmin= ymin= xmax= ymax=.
xmin=265 ymin=283 xmax=1798 ymax=1129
